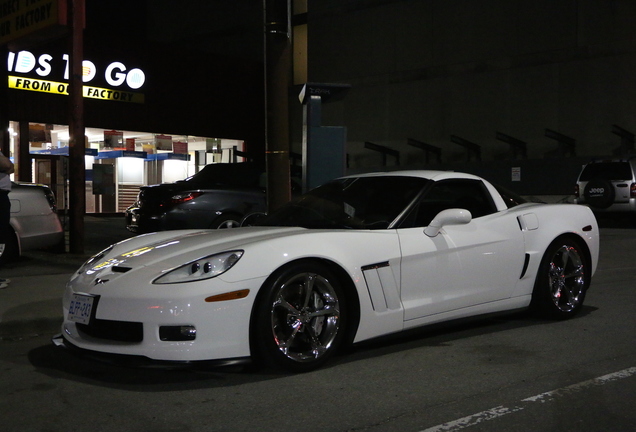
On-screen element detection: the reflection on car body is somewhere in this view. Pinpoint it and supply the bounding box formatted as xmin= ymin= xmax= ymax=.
xmin=58 ymin=170 xmax=599 ymax=372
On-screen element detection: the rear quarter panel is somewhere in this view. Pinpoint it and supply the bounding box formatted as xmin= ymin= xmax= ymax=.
xmin=165 ymin=188 xmax=266 ymax=229
xmin=511 ymin=203 xmax=599 ymax=298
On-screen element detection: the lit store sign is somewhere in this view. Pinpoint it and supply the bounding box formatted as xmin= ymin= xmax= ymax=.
xmin=6 ymin=50 xmax=146 ymax=103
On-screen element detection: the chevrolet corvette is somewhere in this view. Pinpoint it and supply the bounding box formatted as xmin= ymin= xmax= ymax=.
xmin=57 ymin=170 xmax=599 ymax=372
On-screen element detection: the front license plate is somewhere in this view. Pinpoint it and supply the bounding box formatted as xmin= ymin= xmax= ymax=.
xmin=68 ymin=293 xmax=96 ymax=325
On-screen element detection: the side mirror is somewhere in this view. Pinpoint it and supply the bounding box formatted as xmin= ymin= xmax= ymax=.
xmin=424 ymin=208 xmax=472 ymax=237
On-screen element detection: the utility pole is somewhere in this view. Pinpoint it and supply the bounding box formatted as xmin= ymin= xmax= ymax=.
xmin=0 ymin=46 xmax=9 ymax=158
xmin=264 ymin=0 xmax=292 ymax=212
xmin=68 ymin=0 xmax=85 ymax=253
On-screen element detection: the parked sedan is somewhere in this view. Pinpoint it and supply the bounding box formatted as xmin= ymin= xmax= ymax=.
xmin=58 ymin=170 xmax=599 ymax=372
xmin=0 ymin=182 xmax=64 ymax=264
xmin=125 ymin=163 xmax=267 ymax=233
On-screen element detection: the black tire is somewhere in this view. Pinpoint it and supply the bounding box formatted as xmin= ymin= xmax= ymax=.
xmin=240 ymin=212 xmax=267 ymax=227
xmin=211 ymin=213 xmax=241 ymax=229
xmin=583 ymin=178 xmax=615 ymax=209
xmin=251 ymin=261 xmax=347 ymax=372
xmin=531 ymin=236 xmax=590 ymax=319
xmin=0 ymin=228 xmax=19 ymax=265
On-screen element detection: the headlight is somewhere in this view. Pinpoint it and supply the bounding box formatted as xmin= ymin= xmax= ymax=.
xmin=153 ymin=250 xmax=244 ymax=284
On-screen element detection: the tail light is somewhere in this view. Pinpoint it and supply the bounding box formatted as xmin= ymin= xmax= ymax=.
xmin=631 ymin=183 xmax=636 ymax=198
xmin=166 ymin=192 xmax=203 ymax=206
xmin=43 ymin=187 xmax=57 ymax=212
xmin=574 ymin=184 xmax=580 ymax=198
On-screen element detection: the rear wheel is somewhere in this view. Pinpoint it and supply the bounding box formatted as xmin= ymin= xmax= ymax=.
xmin=240 ymin=212 xmax=267 ymax=227
xmin=211 ymin=213 xmax=241 ymax=229
xmin=531 ymin=237 xmax=590 ymax=319
xmin=251 ymin=261 xmax=347 ymax=372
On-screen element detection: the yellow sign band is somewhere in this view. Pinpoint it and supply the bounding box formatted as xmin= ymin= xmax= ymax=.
xmin=8 ymin=75 xmax=65 ymax=94
xmin=8 ymin=75 xmax=145 ymax=103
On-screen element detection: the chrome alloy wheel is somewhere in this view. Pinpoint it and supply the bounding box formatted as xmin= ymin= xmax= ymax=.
xmin=217 ymin=219 xmax=241 ymax=229
xmin=270 ymin=272 xmax=341 ymax=363
xmin=547 ymin=244 xmax=586 ymax=313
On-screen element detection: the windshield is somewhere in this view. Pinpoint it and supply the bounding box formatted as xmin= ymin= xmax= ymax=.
xmin=580 ymin=162 xmax=633 ymax=181
xmin=258 ymin=176 xmax=429 ymax=229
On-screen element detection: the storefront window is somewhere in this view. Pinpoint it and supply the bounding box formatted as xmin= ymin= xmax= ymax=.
xmin=13 ymin=123 xmax=247 ymax=214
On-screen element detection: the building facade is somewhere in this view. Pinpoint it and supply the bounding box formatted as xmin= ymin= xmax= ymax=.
xmin=304 ymin=0 xmax=636 ymax=194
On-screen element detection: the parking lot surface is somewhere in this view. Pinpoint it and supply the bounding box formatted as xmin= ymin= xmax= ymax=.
xmin=0 ymin=215 xmax=635 ymax=432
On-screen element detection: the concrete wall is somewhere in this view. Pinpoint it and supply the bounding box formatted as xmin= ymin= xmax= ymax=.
xmin=305 ymin=0 xmax=636 ymax=192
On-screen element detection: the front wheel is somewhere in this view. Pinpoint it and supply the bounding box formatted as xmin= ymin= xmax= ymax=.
xmin=531 ymin=237 xmax=590 ymax=319
xmin=251 ymin=261 xmax=347 ymax=372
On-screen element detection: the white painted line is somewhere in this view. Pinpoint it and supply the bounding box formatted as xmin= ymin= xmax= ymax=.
xmin=421 ymin=367 xmax=636 ymax=432
xmin=522 ymin=366 xmax=636 ymax=403
xmin=420 ymin=405 xmax=524 ymax=432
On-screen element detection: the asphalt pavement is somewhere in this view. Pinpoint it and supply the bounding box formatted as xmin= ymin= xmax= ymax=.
xmin=0 ymin=215 xmax=135 ymax=339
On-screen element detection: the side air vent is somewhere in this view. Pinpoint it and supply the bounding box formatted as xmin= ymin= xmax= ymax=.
xmin=520 ymin=253 xmax=530 ymax=279
xmin=361 ymin=261 xmax=400 ymax=312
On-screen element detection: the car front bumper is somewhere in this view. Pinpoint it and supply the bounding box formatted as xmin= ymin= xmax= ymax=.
xmin=125 ymin=207 xmax=166 ymax=233
xmin=59 ymin=273 xmax=265 ymax=363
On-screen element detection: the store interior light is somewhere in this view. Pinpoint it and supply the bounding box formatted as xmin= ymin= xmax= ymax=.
xmin=19 ymin=123 xmax=239 ymax=157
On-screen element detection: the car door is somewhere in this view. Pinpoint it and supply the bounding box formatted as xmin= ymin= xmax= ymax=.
xmin=398 ymin=179 xmax=526 ymax=322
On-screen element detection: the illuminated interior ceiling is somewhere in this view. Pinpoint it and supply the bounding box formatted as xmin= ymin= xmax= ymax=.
xmin=45 ymin=125 xmax=212 ymax=148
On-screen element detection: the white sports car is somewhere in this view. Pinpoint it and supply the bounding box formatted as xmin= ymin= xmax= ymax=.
xmin=57 ymin=171 xmax=599 ymax=372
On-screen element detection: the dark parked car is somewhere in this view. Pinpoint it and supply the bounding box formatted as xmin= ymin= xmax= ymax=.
xmin=125 ymin=163 xmax=267 ymax=233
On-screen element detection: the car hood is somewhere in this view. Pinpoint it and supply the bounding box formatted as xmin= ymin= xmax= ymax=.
xmin=74 ymin=226 xmax=307 ymax=277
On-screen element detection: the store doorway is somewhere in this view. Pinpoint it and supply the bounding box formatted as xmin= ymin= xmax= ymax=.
xmin=35 ymin=159 xmax=52 ymax=186
xmin=32 ymin=155 xmax=66 ymax=212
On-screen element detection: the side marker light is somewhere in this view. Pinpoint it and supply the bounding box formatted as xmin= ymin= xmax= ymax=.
xmin=205 ymin=289 xmax=250 ymax=303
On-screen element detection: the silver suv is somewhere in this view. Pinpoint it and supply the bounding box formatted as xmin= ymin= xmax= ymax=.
xmin=574 ymin=158 xmax=636 ymax=212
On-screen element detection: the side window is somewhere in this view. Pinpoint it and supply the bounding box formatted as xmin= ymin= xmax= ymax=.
xmin=405 ymin=179 xmax=497 ymax=227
